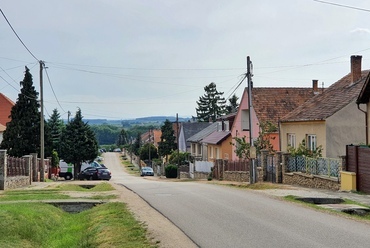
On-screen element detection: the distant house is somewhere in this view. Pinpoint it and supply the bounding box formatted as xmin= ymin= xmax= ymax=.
xmin=141 ymin=129 xmax=162 ymax=147
xmin=230 ymin=83 xmax=317 ymax=160
xmin=280 ymin=55 xmax=369 ymax=158
xmin=0 ymin=93 xmax=15 ymax=144
xmin=178 ymin=122 xmax=212 ymax=152
xmin=187 ymin=123 xmax=218 ymax=161
xmin=202 ymin=129 xmax=232 ymax=162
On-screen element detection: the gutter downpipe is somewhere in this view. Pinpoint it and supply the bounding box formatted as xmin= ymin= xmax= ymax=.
xmin=357 ymin=104 xmax=368 ymax=145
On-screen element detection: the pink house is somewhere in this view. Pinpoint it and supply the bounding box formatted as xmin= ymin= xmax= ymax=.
xmin=230 ymin=85 xmax=318 ymax=160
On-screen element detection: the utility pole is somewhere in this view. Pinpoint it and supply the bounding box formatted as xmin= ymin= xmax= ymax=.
xmin=39 ymin=60 xmax=45 ymax=182
xmin=247 ymin=56 xmax=256 ymax=184
xmin=176 ymin=113 xmax=180 ymax=179
xmin=148 ymin=129 xmax=151 ymax=167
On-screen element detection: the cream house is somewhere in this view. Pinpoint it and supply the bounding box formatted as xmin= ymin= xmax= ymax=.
xmin=280 ymin=55 xmax=369 ymax=158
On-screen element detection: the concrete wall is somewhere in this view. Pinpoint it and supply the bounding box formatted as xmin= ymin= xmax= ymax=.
xmin=326 ymin=101 xmax=366 ymax=158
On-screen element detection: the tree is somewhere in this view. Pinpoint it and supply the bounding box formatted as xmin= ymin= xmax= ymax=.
xmin=132 ymin=132 xmax=142 ymax=155
xmin=117 ymin=128 xmax=128 ymax=146
xmin=196 ymin=82 xmax=226 ymax=122
xmin=225 ymin=94 xmax=239 ymax=114
xmin=60 ymin=109 xmax=98 ymax=178
xmin=139 ymin=143 xmax=158 ymax=161
xmin=47 ymin=109 xmax=65 ymax=155
xmin=158 ymin=119 xmax=176 ymax=161
xmin=1 ymin=67 xmax=41 ymax=157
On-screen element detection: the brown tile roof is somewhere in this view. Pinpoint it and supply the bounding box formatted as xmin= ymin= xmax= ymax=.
xmin=0 ymin=93 xmax=15 ymax=126
xmin=281 ymin=70 xmax=370 ymax=122
xmin=252 ymin=87 xmax=315 ymax=126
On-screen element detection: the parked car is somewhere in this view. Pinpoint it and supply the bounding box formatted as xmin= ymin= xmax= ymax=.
xmin=77 ymin=167 xmax=111 ymax=181
xmin=113 ymin=148 xmax=121 ymax=152
xmin=140 ymin=167 xmax=154 ymax=176
xmin=59 ymin=160 xmax=105 ymax=180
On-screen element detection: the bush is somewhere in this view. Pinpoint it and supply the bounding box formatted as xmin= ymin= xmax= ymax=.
xmin=165 ymin=164 xmax=178 ymax=178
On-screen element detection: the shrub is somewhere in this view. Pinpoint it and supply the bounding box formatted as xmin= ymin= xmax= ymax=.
xmin=165 ymin=164 xmax=178 ymax=178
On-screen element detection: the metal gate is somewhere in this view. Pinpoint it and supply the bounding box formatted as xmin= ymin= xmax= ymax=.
xmin=266 ymin=155 xmax=276 ymax=183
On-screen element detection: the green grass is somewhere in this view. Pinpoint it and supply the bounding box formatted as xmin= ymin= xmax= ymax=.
xmin=0 ymin=202 xmax=156 ymax=248
xmin=55 ymin=182 xmax=115 ymax=191
xmin=0 ymin=190 xmax=71 ymax=201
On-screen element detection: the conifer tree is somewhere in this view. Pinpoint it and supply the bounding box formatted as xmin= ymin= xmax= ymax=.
xmin=196 ymin=82 xmax=226 ymax=122
xmin=1 ymin=67 xmax=41 ymax=157
xmin=60 ymin=109 xmax=98 ymax=178
xmin=225 ymin=94 xmax=239 ymax=114
xmin=158 ymin=119 xmax=176 ymax=161
xmin=47 ymin=108 xmax=65 ymax=155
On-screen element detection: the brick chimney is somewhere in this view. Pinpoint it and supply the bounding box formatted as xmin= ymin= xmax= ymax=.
xmin=312 ymin=79 xmax=319 ymax=94
xmin=351 ymin=55 xmax=362 ymax=83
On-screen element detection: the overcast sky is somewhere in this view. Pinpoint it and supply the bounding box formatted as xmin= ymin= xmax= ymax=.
xmin=1 ymin=0 xmax=370 ymax=120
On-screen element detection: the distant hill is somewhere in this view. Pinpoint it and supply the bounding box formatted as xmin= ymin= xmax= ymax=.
xmin=75 ymin=116 xmax=191 ymax=126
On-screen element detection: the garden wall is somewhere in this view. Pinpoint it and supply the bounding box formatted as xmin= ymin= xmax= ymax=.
xmin=283 ymin=172 xmax=340 ymax=190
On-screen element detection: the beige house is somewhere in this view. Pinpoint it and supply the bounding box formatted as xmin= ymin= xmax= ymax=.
xmin=280 ymin=55 xmax=369 ymax=158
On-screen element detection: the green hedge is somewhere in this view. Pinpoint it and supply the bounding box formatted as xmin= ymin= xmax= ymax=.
xmin=165 ymin=165 xmax=178 ymax=178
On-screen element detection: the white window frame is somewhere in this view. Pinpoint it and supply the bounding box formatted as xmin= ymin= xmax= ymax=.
xmin=306 ymin=134 xmax=317 ymax=151
xmin=287 ymin=133 xmax=296 ymax=148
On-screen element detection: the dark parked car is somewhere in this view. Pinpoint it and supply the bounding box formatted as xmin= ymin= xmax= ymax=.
xmin=78 ymin=167 xmax=111 ymax=181
xmin=140 ymin=167 xmax=154 ymax=176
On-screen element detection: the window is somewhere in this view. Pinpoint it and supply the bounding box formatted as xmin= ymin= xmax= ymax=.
xmin=287 ymin=133 xmax=296 ymax=148
xmin=241 ymin=110 xmax=250 ymax=131
xmin=197 ymin=144 xmax=202 ymax=155
xmin=215 ymin=148 xmax=220 ymax=159
xmin=191 ymin=143 xmax=196 ymax=155
xmin=306 ymin=134 xmax=317 ymax=151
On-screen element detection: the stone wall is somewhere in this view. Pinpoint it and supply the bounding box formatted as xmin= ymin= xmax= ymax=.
xmin=283 ymin=172 xmax=340 ymax=190
xmin=223 ymin=171 xmax=249 ymax=182
xmin=194 ymin=171 xmax=209 ymax=180
xmin=4 ymin=176 xmax=30 ymax=190
xmin=180 ymin=172 xmax=190 ymax=179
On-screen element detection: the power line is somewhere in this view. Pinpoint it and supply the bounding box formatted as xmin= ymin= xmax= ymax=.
xmin=313 ymin=0 xmax=370 ymax=12
xmin=0 ymin=8 xmax=39 ymax=61
xmin=44 ymin=65 xmax=66 ymax=113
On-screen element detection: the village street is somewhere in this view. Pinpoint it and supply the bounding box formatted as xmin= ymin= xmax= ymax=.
xmin=105 ymin=152 xmax=370 ymax=248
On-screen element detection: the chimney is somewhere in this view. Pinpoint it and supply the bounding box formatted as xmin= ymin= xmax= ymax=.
xmin=351 ymin=55 xmax=362 ymax=83
xmin=312 ymin=79 xmax=319 ymax=94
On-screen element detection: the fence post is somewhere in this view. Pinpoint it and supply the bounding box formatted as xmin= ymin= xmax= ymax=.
xmin=276 ymin=152 xmax=283 ymax=183
xmin=23 ymin=155 xmax=33 ymax=185
xmin=31 ymin=153 xmax=38 ymax=182
xmin=260 ymin=149 xmax=269 ymax=181
xmin=0 ymin=150 xmax=7 ymax=190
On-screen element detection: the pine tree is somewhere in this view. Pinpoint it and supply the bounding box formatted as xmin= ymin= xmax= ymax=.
xmin=158 ymin=119 xmax=176 ymax=161
xmin=117 ymin=128 xmax=128 ymax=146
xmin=60 ymin=109 xmax=98 ymax=178
xmin=0 ymin=67 xmax=41 ymax=157
xmin=225 ymin=94 xmax=239 ymax=114
xmin=196 ymin=82 xmax=226 ymax=122
xmin=47 ymin=109 xmax=65 ymax=155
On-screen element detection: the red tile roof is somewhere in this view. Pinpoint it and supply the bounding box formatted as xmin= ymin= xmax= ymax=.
xmin=0 ymin=93 xmax=15 ymax=126
xmin=282 ymin=70 xmax=370 ymax=122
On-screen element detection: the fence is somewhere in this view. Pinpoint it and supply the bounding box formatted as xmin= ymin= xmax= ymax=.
xmin=287 ymin=156 xmax=341 ymax=178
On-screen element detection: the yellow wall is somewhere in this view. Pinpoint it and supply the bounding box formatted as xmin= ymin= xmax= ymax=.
xmin=280 ymin=121 xmax=326 ymax=156
xmin=207 ymin=135 xmax=233 ymax=162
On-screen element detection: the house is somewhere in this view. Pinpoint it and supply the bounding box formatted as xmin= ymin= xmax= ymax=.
xmin=178 ymin=122 xmax=212 ymax=152
xmin=356 ymin=65 xmax=370 ymax=144
xmin=230 ymin=82 xmax=317 ymax=160
xmin=280 ymin=55 xmax=369 ymax=158
xmin=141 ymin=129 xmax=162 ymax=147
xmin=0 ymin=93 xmax=15 ymax=144
xmin=187 ymin=123 xmax=218 ymax=161
xmin=202 ymin=129 xmax=232 ymax=162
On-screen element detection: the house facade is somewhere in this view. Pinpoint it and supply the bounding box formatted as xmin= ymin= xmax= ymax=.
xmin=202 ymin=130 xmax=232 ymax=162
xmin=280 ymin=55 xmax=369 ymax=158
xmin=230 ymin=84 xmax=317 ymax=160
xmin=0 ymin=93 xmax=14 ymax=144
xmin=178 ymin=122 xmax=212 ymax=152
xmin=187 ymin=123 xmax=218 ymax=161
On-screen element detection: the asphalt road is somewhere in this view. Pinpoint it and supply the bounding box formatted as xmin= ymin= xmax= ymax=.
xmin=106 ymin=152 xmax=370 ymax=248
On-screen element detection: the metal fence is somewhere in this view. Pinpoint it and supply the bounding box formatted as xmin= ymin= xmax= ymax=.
xmin=287 ymin=156 xmax=341 ymax=178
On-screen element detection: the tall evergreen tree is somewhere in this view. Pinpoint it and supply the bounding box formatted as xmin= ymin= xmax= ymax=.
xmin=196 ymin=82 xmax=226 ymax=122
xmin=60 ymin=109 xmax=98 ymax=178
xmin=47 ymin=109 xmax=65 ymax=155
xmin=1 ymin=67 xmax=41 ymax=157
xmin=225 ymin=94 xmax=239 ymax=114
xmin=117 ymin=128 xmax=128 ymax=146
xmin=158 ymin=119 xmax=176 ymax=161
xmin=133 ymin=132 xmax=142 ymax=155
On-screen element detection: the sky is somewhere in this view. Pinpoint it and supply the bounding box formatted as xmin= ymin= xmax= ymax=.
xmin=1 ymin=0 xmax=370 ymax=120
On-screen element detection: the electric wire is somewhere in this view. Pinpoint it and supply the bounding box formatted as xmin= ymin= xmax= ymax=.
xmin=44 ymin=66 xmax=66 ymax=113
xmin=0 ymin=8 xmax=39 ymax=61
xmin=313 ymin=0 xmax=370 ymax=12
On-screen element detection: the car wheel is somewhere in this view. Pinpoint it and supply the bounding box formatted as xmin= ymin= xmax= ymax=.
xmin=65 ymin=173 xmax=73 ymax=180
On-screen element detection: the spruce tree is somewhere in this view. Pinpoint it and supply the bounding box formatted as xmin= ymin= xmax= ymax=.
xmin=196 ymin=82 xmax=226 ymax=122
xmin=60 ymin=109 xmax=98 ymax=178
xmin=0 ymin=67 xmax=41 ymax=157
xmin=47 ymin=108 xmax=65 ymax=155
xmin=225 ymin=94 xmax=239 ymax=114
xmin=158 ymin=119 xmax=176 ymax=161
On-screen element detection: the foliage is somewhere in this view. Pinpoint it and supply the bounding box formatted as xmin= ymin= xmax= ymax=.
xmin=1 ymin=67 xmax=42 ymax=157
xmin=117 ymin=128 xmax=129 ymax=146
xmin=132 ymin=132 xmax=142 ymax=155
xmin=51 ymin=150 xmax=59 ymax=167
xmin=47 ymin=108 xmax=65 ymax=155
xmin=158 ymin=119 xmax=177 ymax=159
xmin=165 ymin=164 xmax=178 ymax=178
xmin=60 ymin=109 xmax=98 ymax=178
xmin=287 ymin=139 xmax=323 ymax=158
xmin=90 ymin=124 xmax=121 ymax=145
xmin=225 ymin=94 xmax=239 ymax=114
xmin=231 ymin=121 xmax=277 ymax=159
xmin=196 ymin=82 xmax=226 ymax=122
xmin=169 ymin=150 xmax=190 ymax=165
xmin=139 ymin=143 xmax=159 ymax=161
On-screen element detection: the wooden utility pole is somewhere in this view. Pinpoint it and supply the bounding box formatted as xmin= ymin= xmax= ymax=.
xmin=39 ymin=60 xmax=45 ymax=182
xmin=247 ymin=56 xmax=255 ymax=184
